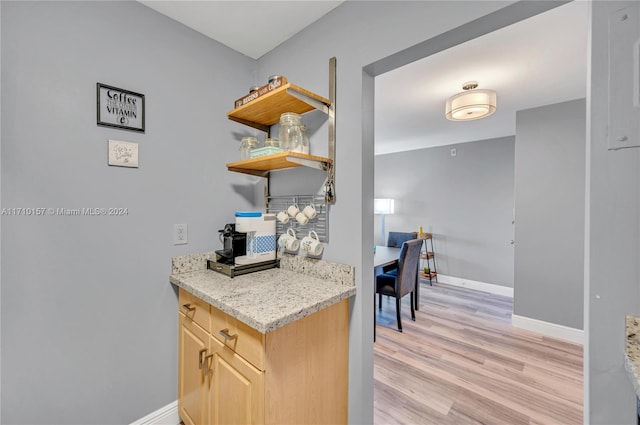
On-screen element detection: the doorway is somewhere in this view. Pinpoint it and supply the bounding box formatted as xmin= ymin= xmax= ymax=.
xmin=369 ymin=4 xmax=586 ymax=421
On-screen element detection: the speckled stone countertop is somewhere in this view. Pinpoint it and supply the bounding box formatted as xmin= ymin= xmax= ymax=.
xmin=170 ymin=252 xmax=356 ymax=334
xmin=624 ymin=315 xmax=640 ymax=398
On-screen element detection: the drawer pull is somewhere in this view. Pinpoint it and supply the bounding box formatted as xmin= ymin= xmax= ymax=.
xmin=182 ymin=303 xmax=196 ymax=313
xmin=198 ymin=348 xmax=207 ymax=370
xmin=204 ymin=354 xmax=214 ymax=376
xmin=219 ymin=328 xmax=238 ymax=341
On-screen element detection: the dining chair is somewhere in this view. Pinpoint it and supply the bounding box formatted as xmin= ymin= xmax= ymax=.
xmin=376 ymin=239 xmax=422 ymax=332
xmin=382 ymin=231 xmax=417 ymax=273
xmin=386 ymin=231 xmax=418 ymax=248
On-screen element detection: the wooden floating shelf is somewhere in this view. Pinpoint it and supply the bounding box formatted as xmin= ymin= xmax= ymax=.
xmin=420 ymin=252 xmax=435 ymax=260
xmin=227 ymin=83 xmax=331 ymax=128
xmin=418 ymin=232 xmax=433 ymax=240
xmin=419 ymin=272 xmax=437 ymax=279
xmin=227 ymin=152 xmax=332 ymax=176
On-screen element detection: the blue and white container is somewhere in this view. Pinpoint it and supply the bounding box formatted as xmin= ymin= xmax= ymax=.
xmin=234 ymin=212 xmax=276 ymax=265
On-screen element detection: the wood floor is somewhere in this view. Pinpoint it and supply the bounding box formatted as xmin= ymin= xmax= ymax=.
xmin=374 ymin=281 xmax=583 ymax=425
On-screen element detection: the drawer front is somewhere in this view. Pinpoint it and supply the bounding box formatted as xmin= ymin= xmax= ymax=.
xmin=179 ymin=288 xmax=211 ymax=332
xmin=210 ymin=306 xmax=265 ymax=370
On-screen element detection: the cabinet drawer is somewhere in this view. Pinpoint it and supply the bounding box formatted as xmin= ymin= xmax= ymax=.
xmin=211 ymin=306 xmax=265 ymax=370
xmin=179 ymin=288 xmax=211 ymax=332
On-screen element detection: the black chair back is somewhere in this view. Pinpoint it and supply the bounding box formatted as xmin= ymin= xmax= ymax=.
xmin=397 ymin=239 xmax=422 ymax=298
xmin=387 ymin=231 xmax=418 ymax=248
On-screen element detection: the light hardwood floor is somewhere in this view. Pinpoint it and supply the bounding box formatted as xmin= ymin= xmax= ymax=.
xmin=374 ymin=281 xmax=583 ymax=425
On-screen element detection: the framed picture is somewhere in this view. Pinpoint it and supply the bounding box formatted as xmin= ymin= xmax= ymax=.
xmin=97 ymin=83 xmax=145 ymax=132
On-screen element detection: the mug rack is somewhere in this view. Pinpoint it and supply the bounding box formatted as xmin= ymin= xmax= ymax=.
xmin=266 ymin=194 xmax=328 ymax=243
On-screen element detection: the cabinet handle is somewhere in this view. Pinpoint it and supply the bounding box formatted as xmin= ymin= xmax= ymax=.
xmin=204 ymin=354 xmax=214 ymax=375
xmin=182 ymin=303 xmax=196 ymax=313
xmin=198 ymin=348 xmax=207 ymax=370
xmin=219 ymin=328 xmax=238 ymax=341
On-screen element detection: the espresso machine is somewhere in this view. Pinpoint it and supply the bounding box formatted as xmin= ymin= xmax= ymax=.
xmin=208 ymin=212 xmax=279 ymax=278
xmin=215 ymin=223 xmax=246 ymax=265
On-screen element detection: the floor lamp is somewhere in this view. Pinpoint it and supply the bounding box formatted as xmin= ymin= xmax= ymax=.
xmin=374 ymin=198 xmax=395 ymax=245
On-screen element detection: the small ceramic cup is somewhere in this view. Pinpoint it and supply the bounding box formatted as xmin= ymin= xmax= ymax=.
xmin=295 ymin=212 xmax=309 ymax=225
xmin=302 ymin=204 xmax=317 ymax=219
xmin=287 ymin=204 xmax=300 ymax=217
xmin=276 ymin=210 xmax=289 ymax=224
xmin=278 ymin=228 xmax=299 ymax=251
xmin=301 ymin=230 xmax=323 ymax=256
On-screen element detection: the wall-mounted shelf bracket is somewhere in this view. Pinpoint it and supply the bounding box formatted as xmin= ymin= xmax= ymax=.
xmin=285 ymin=88 xmax=330 ymax=115
xmin=286 ymin=156 xmax=330 ymax=171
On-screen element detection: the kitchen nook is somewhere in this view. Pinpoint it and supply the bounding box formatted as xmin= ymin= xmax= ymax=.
xmin=171 ymin=251 xmax=355 ymax=425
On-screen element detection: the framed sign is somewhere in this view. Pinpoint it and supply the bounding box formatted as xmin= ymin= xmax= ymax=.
xmin=97 ymin=83 xmax=145 ymax=132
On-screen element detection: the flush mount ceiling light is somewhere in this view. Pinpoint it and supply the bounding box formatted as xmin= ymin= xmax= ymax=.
xmin=445 ymin=81 xmax=497 ymax=121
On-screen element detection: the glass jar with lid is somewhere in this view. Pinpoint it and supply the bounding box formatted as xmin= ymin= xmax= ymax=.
xmin=264 ymin=138 xmax=280 ymax=148
xmin=239 ymin=136 xmax=258 ymax=160
xmin=278 ymin=112 xmax=303 ymax=153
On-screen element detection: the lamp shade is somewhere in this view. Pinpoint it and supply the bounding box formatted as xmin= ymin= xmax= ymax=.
xmin=374 ymin=198 xmax=395 ymax=214
xmin=445 ymin=82 xmax=497 ymax=121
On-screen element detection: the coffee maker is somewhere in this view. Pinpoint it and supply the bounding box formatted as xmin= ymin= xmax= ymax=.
xmin=208 ymin=213 xmax=279 ymax=278
xmin=215 ymin=223 xmax=246 ymax=265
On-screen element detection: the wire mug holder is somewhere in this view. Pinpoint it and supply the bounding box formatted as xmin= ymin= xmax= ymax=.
xmin=267 ymin=194 xmax=328 ymax=243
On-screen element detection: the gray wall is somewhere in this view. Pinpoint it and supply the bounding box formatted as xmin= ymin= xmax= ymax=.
xmin=1 ymin=2 xmax=257 ymax=423
xmin=588 ymin=1 xmax=640 ymax=423
xmin=513 ymin=99 xmax=585 ymax=330
xmin=375 ymin=137 xmax=515 ymax=288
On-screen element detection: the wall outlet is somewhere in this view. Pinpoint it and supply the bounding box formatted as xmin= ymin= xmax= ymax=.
xmin=174 ymin=224 xmax=188 ymax=245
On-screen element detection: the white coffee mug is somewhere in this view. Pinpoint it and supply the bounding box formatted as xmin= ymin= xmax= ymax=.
xmin=276 ymin=210 xmax=289 ymax=224
xmin=295 ymin=212 xmax=309 ymax=225
xmin=287 ymin=204 xmax=300 ymax=217
xmin=278 ymin=228 xmax=300 ymax=251
xmin=301 ymin=230 xmax=323 ymax=256
xmin=302 ymin=204 xmax=317 ymax=219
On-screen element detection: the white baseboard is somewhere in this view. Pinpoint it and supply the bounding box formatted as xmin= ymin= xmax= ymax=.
xmin=435 ymin=274 xmax=514 ymax=298
xmin=511 ymin=314 xmax=584 ymax=345
xmin=130 ymin=400 xmax=180 ymax=425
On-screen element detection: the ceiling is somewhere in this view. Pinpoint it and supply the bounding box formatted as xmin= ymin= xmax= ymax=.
xmin=375 ymin=0 xmax=588 ymax=155
xmin=138 ymin=1 xmax=344 ymax=60
xmin=138 ymin=1 xmax=589 ymax=155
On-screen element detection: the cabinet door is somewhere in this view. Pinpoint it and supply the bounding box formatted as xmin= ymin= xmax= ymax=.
xmin=209 ymin=336 xmax=264 ymax=425
xmin=178 ymin=313 xmax=209 ymax=425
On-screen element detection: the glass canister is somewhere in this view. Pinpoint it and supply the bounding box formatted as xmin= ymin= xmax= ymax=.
xmin=264 ymin=138 xmax=280 ymax=148
xmin=278 ymin=112 xmax=303 ymax=153
xmin=299 ymin=125 xmax=310 ymax=154
xmin=239 ymin=136 xmax=258 ymax=160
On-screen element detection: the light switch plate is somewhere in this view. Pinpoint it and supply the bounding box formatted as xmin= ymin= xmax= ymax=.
xmin=108 ymin=140 xmax=139 ymax=167
xmin=174 ymin=224 xmax=188 ymax=245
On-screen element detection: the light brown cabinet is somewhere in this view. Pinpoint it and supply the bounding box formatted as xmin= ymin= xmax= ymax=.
xmin=178 ymin=312 xmax=209 ymax=425
xmin=177 ymin=287 xmax=349 ymax=425
xmin=208 ymin=335 xmax=264 ymax=425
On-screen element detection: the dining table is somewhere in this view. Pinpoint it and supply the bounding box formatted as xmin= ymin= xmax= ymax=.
xmin=373 ymin=246 xmax=401 ymax=270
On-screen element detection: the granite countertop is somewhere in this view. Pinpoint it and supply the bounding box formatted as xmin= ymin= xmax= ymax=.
xmin=170 ymin=252 xmax=356 ymax=334
xmin=624 ymin=315 xmax=640 ymax=398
